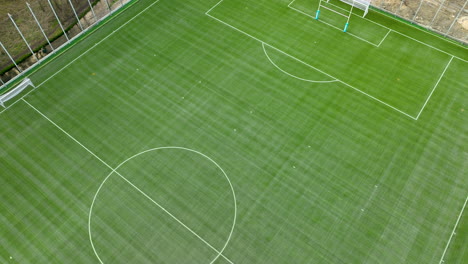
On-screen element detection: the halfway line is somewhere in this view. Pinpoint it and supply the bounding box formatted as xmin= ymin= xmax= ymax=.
xmin=115 ymin=170 xmax=235 ymax=264
xmin=21 ymin=98 xmax=113 ymax=170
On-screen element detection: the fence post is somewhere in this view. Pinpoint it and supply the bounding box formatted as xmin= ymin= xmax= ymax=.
xmin=0 ymin=41 xmax=22 ymax=73
xmin=430 ymin=0 xmax=447 ymax=27
xmin=8 ymin=13 xmax=38 ymax=61
xmin=87 ymin=0 xmax=98 ymax=23
xmin=445 ymin=0 xmax=468 ymax=36
xmin=68 ymin=0 xmax=84 ymax=31
xmin=412 ymin=0 xmax=425 ymax=23
xmin=396 ymin=0 xmax=405 ymax=15
xmin=104 ymin=0 xmax=112 ymax=12
xmin=47 ymin=0 xmax=70 ymax=41
xmin=27 ymin=2 xmax=55 ymax=51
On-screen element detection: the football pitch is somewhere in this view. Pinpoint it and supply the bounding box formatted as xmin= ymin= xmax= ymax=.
xmin=1 ymin=0 xmax=467 ymax=263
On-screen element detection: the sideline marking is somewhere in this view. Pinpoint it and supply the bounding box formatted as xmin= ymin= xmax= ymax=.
xmin=21 ymin=99 xmax=236 ymax=264
xmin=289 ymin=0 xmax=467 ymax=63
xmin=35 ymin=0 xmax=161 ymax=89
xmin=206 ymin=2 xmax=416 ymax=119
xmin=0 ymin=0 xmax=161 ymax=116
xmin=416 ymin=56 xmax=453 ymax=119
xmin=439 ymin=194 xmax=468 ymax=264
xmin=262 ymin=43 xmax=338 ymax=83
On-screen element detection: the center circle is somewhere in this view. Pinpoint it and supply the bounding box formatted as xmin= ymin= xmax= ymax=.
xmin=88 ymin=147 xmax=237 ymax=264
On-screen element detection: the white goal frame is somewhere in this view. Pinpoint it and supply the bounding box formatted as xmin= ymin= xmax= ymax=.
xmin=340 ymin=0 xmax=370 ymax=17
xmin=0 ymin=78 xmax=35 ymax=108
xmin=315 ymin=0 xmax=371 ymax=32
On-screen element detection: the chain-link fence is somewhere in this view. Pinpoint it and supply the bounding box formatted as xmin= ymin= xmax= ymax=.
xmin=0 ymin=0 xmax=128 ymax=87
xmin=371 ymin=0 xmax=468 ymax=44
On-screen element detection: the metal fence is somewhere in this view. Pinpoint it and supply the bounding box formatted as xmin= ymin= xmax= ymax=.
xmin=371 ymin=0 xmax=468 ymax=44
xmin=0 ymin=0 xmax=129 ymax=88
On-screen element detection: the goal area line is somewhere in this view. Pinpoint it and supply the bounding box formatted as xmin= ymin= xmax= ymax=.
xmin=206 ymin=1 xmax=456 ymax=120
xmin=288 ymin=0 xmax=390 ymax=47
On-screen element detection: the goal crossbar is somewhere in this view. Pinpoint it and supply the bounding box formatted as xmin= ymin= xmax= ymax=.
xmin=0 ymin=78 xmax=35 ymax=108
xmin=340 ymin=0 xmax=371 ymax=17
xmin=315 ymin=0 xmax=371 ymax=32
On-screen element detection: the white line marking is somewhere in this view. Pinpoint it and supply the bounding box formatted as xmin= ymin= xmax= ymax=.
xmin=314 ymin=0 xmax=468 ymax=55
xmin=372 ymin=6 xmax=468 ymax=51
xmin=115 ymin=170 xmax=235 ymax=264
xmin=21 ymin=100 xmax=237 ymax=263
xmin=206 ymin=9 xmax=263 ymax=44
xmin=289 ymin=0 xmax=467 ymax=62
xmin=206 ymin=3 xmax=416 ymax=119
xmin=390 ymin=31 xmax=467 ymax=64
xmin=36 ymin=0 xmax=161 ymax=89
xmin=206 ymin=0 xmax=225 ymax=14
xmin=439 ymin=194 xmax=468 ymax=264
xmin=0 ymin=0 xmax=160 ymax=117
xmin=287 ymin=0 xmax=297 ymax=8
xmin=288 ymin=0 xmax=388 ymax=46
xmin=21 ymin=98 xmax=114 ymax=170
xmin=377 ymin=29 xmax=392 ymax=47
xmin=262 ymin=43 xmax=338 ymax=83
xmin=88 ymin=147 xmax=237 ymax=264
xmin=315 ymin=17 xmax=379 ymax=46
xmin=415 ymin=56 xmax=454 ymax=120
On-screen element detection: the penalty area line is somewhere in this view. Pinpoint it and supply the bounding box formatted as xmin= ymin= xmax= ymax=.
xmin=114 ymin=170 xmax=235 ymax=264
xmin=205 ymin=4 xmax=416 ymax=119
xmin=415 ymin=56 xmax=453 ymax=120
xmin=262 ymin=43 xmax=338 ymax=83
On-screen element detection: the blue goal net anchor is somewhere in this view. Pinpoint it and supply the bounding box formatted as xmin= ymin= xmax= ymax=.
xmin=343 ymin=22 xmax=349 ymax=32
xmin=315 ymin=10 xmax=320 ymax=20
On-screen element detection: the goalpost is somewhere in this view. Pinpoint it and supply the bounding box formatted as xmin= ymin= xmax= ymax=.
xmin=315 ymin=0 xmax=371 ymax=32
xmin=0 ymin=78 xmax=35 ymax=108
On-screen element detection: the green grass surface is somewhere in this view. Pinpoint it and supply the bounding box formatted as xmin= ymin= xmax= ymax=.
xmin=0 ymin=0 xmax=467 ymax=263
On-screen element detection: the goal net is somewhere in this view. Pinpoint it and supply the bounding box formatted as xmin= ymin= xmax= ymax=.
xmin=0 ymin=78 xmax=35 ymax=107
xmin=316 ymin=0 xmax=371 ymax=32
xmin=340 ymin=0 xmax=371 ymax=17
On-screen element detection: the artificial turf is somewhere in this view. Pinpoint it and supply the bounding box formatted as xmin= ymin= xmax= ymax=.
xmin=0 ymin=0 xmax=466 ymax=263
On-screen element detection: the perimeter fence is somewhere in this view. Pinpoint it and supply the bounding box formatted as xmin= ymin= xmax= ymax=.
xmin=0 ymin=0 xmax=130 ymax=90
xmin=371 ymin=0 xmax=468 ymax=44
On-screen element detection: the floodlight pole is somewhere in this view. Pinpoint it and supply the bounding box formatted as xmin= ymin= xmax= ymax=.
xmin=445 ymin=0 xmax=467 ymax=36
xmin=8 ymin=14 xmax=38 ymax=61
xmin=47 ymin=0 xmax=70 ymax=41
xmin=27 ymin=2 xmax=55 ymax=51
xmin=0 ymin=41 xmax=22 ymax=73
xmin=68 ymin=0 xmax=84 ymax=31
xmin=87 ymin=0 xmax=98 ymax=23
